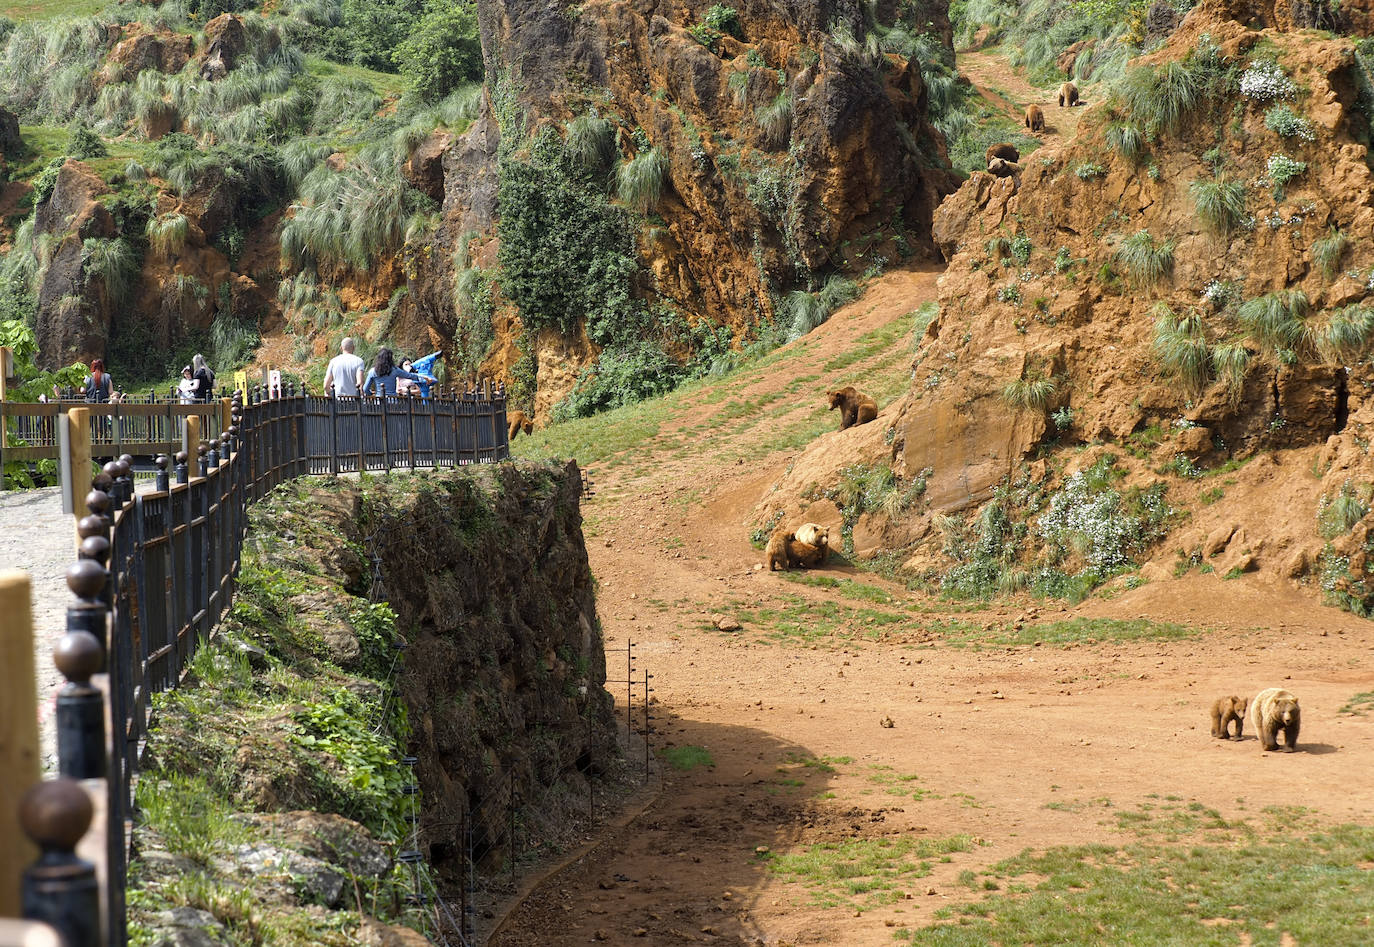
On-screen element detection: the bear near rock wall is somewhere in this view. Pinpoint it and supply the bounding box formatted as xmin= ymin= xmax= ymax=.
xmin=423 ymin=0 xmax=960 ymax=414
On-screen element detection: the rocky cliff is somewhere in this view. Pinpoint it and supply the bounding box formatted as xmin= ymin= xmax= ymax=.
xmin=132 ymin=463 xmax=616 ymax=942
xmin=757 ymin=1 xmax=1374 ymax=611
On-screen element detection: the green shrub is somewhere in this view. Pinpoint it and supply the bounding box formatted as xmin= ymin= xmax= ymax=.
xmin=1151 ymin=304 xmax=1209 ymax=394
xmin=1310 ymin=227 xmax=1348 ymax=279
xmin=1319 ymin=482 xmax=1370 ymax=538
xmin=1209 ymin=341 xmax=1251 ymax=404
xmin=146 ymin=213 xmax=190 ymax=258
xmin=615 ymin=146 xmax=668 ymax=214
xmin=1104 ymin=120 xmax=1145 ymax=162
xmin=392 ymin=0 xmax=482 ymax=102
xmin=1119 ymin=60 xmax=1202 ymax=134
xmin=67 ymin=124 xmax=106 ymax=159
xmin=1236 ymin=289 xmax=1309 ymax=360
xmin=756 ymin=92 xmax=792 ymax=148
xmin=565 ymin=114 xmax=618 ymax=170
xmin=209 ymin=305 xmax=260 ymax=370
xmin=1309 ymin=305 xmax=1374 ymax=365
xmin=81 ymin=237 xmax=139 ymax=305
xmin=1264 ymin=104 xmax=1316 ymax=142
xmin=1002 ymin=373 xmax=1056 ymax=412
xmin=1112 ymin=230 xmax=1174 ymax=289
xmin=1075 ymin=162 xmax=1106 ymax=179
xmin=1189 ymin=173 xmax=1246 ymax=232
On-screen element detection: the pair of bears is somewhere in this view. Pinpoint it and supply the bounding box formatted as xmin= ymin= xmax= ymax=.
xmin=766 ymin=522 xmax=830 ymax=571
xmin=985 ymin=143 xmax=1020 ymax=178
xmin=1210 ymin=688 xmax=1301 ymax=752
xmin=1024 ymin=82 xmax=1080 ymax=132
xmin=827 ymin=386 xmax=877 ymax=430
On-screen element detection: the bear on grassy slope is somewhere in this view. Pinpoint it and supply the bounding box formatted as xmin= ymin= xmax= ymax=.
xmin=828 ymin=387 xmax=878 ymax=430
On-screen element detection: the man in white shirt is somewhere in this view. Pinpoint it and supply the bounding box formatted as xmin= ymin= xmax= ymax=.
xmin=324 ymin=337 xmax=365 ymax=397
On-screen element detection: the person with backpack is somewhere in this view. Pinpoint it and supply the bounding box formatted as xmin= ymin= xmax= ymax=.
xmin=83 ymin=358 xmax=114 ymax=403
xmin=192 ymin=354 xmax=215 ymax=402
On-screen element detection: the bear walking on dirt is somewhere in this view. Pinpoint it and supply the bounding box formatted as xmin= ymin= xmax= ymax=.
xmin=1249 ymin=688 xmax=1301 ymax=752
xmin=766 ymin=526 xmax=829 ymax=570
xmin=828 ymin=387 xmax=878 ymax=430
xmin=1210 ymin=695 xmax=1248 ymax=740
xmin=1025 ymin=104 xmax=1044 ymax=131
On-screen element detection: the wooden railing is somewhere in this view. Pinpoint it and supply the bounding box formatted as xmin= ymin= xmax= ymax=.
xmin=1 ymin=382 xmax=510 ymax=946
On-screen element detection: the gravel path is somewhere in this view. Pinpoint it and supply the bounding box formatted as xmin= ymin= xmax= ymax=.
xmin=0 ymin=486 xmax=76 ymax=774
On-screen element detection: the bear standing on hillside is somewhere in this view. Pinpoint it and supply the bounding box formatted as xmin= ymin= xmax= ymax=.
xmin=1249 ymin=688 xmax=1301 ymax=752
xmin=508 ymin=410 xmax=534 ymax=440
xmin=1025 ymin=104 xmax=1044 ymax=132
xmin=828 ymin=387 xmax=878 ymax=430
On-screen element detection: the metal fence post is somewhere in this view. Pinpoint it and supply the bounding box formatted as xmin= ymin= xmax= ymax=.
xmin=18 ymin=780 xmax=99 ymax=947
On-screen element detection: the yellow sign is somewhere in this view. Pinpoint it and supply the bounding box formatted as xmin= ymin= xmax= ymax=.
xmin=233 ymin=370 xmax=249 ymax=394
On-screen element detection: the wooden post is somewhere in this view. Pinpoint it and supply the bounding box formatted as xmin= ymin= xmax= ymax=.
xmin=0 ymin=571 xmax=41 ymax=916
xmin=0 ymin=344 xmax=11 ymax=449
xmin=220 ymin=398 xmax=232 ymax=441
xmin=66 ymin=408 xmax=91 ymax=546
xmin=184 ymin=415 xmax=201 ymax=471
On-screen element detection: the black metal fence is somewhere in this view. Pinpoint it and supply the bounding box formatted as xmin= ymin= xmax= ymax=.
xmin=12 ymin=382 xmax=510 ymax=946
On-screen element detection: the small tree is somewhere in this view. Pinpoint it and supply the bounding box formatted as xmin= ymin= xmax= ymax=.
xmin=393 ymin=0 xmax=483 ymax=102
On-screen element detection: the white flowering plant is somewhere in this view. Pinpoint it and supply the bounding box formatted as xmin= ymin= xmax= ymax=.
xmin=1037 ymin=455 xmax=1174 ymax=575
xmin=1264 ymin=104 xmax=1317 ymax=142
xmin=1239 ymin=60 xmax=1296 ymax=101
xmin=1266 ymin=153 xmax=1307 ymax=188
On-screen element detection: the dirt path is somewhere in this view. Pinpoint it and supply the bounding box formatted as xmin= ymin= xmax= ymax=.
xmin=959 ymin=47 xmax=1091 ymax=145
xmin=493 ymin=264 xmax=1374 ymax=945
xmin=0 ymin=486 xmax=76 ymax=773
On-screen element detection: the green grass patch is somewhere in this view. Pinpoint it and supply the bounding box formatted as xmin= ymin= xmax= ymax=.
xmin=992 ymin=616 xmax=1199 ymax=647
xmin=724 ymin=593 xmax=911 ymax=643
xmin=867 ymin=765 xmax=942 ymax=801
xmin=765 ymin=834 xmax=978 ymax=908
xmin=305 ymin=56 xmax=408 ymax=99
xmin=779 ymin=572 xmax=904 ymax=605
xmin=2 ymin=0 xmax=103 ymax=18
xmin=1339 ymin=691 xmax=1374 ymax=715
xmin=901 ymin=823 xmax=1374 ymax=946
xmin=661 ymin=745 xmax=714 ymax=771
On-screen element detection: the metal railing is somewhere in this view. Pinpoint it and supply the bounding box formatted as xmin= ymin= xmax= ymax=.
xmin=4 ymin=380 xmax=511 ymax=946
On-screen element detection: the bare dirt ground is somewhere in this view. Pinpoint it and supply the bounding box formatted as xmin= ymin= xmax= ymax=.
xmin=958 ymin=47 xmax=1090 ymax=144
xmin=491 ymin=263 xmax=1374 ymax=946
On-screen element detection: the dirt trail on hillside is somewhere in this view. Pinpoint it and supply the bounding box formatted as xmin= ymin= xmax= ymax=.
xmin=959 ymin=48 xmax=1091 ymax=146
xmin=491 ymin=261 xmax=1374 ymax=946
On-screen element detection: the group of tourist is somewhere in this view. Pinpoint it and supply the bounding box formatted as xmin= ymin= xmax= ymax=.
xmin=324 ymin=338 xmax=438 ymax=398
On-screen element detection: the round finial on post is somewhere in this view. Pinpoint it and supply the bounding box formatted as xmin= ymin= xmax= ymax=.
xmin=18 ymin=780 xmax=92 ymax=851
xmin=77 ymin=535 xmax=110 ymax=567
xmin=175 ymin=450 xmax=188 ymax=467
xmin=65 ymin=561 xmax=106 ymax=601
xmin=101 ymin=461 xmax=120 ymax=482
xmin=84 ymin=490 xmax=110 ymax=520
xmin=76 ymin=515 xmax=108 ymax=542
xmin=53 ymin=632 xmax=102 ymax=684
xmin=155 ymin=454 xmax=168 ymax=472
xmin=91 ymin=471 xmax=113 ymax=494
xmin=118 ymin=453 xmax=133 ymax=470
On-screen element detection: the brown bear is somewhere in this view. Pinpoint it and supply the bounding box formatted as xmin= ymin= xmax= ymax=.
xmin=987 ymin=157 xmax=1019 ymax=178
xmin=766 ymin=528 xmax=794 ymax=571
xmin=1025 ymin=104 xmax=1044 ymax=132
xmin=1210 ymin=695 xmax=1248 ymax=740
xmin=1249 ymin=687 xmax=1301 ymax=752
xmin=985 ymin=142 xmax=1020 ymax=165
xmin=508 ymin=410 xmax=534 ymax=440
xmin=787 ymin=534 xmax=828 ymax=569
xmin=1058 ymin=81 xmax=1079 ymax=107
xmin=828 ymin=387 xmax=878 ymax=430
xmin=794 ymin=523 xmax=830 ymax=548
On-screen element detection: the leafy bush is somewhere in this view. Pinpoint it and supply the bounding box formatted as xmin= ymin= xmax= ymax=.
xmin=1038 ymin=455 xmax=1173 ymax=575
xmin=555 ymin=339 xmax=686 ymax=419
xmin=1264 ymin=104 xmax=1316 ymax=142
xmin=615 ymin=146 xmax=668 ymax=214
xmin=1010 ymin=235 xmax=1032 ymax=265
xmin=1265 ymin=153 xmax=1306 ymax=193
xmin=1112 ymin=230 xmax=1174 ymax=289
xmin=780 ymin=275 xmax=859 ymax=340
xmin=1075 ymin=162 xmax=1106 ymax=179
xmin=392 ymin=0 xmax=482 ymax=102
xmin=67 ymin=124 xmax=106 ymax=159
xmin=1189 ymin=172 xmax=1246 ymax=232
xmin=210 ymin=304 xmax=261 ymax=370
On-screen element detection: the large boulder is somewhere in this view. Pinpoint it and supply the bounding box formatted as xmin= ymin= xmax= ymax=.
xmin=34 ymin=161 xmax=116 ymax=369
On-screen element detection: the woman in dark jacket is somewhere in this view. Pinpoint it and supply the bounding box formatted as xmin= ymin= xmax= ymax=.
xmin=362 ymin=347 xmax=426 ymax=396
xmin=191 ymin=353 xmax=214 ymax=402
